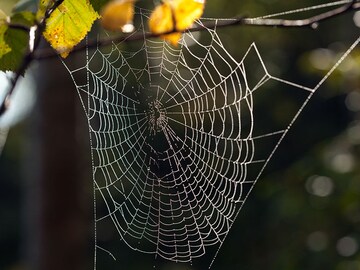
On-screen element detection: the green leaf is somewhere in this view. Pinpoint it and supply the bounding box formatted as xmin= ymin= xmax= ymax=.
xmin=0 ymin=11 xmax=34 ymax=72
xmin=11 ymin=11 xmax=36 ymax=26
xmin=42 ymin=0 xmax=100 ymax=58
xmin=0 ymin=26 xmax=28 ymax=71
xmin=0 ymin=23 xmax=11 ymax=59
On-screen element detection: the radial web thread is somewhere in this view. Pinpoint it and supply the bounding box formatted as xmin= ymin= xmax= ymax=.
xmin=62 ymin=4 xmax=360 ymax=269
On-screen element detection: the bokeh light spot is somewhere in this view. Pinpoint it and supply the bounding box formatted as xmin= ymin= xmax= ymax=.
xmin=330 ymin=153 xmax=355 ymax=173
xmin=309 ymin=48 xmax=334 ymax=70
xmin=345 ymin=91 xmax=360 ymax=112
xmin=306 ymin=175 xmax=334 ymax=197
xmin=337 ymin=236 xmax=358 ymax=257
xmin=353 ymin=11 xmax=360 ymax=28
xmin=307 ymin=231 xmax=328 ymax=252
xmin=347 ymin=122 xmax=360 ymax=145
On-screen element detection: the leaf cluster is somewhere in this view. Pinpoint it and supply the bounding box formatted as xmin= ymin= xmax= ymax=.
xmin=0 ymin=0 xmax=206 ymax=72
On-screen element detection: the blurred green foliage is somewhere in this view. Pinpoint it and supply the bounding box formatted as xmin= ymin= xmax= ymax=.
xmin=0 ymin=0 xmax=360 ymax=270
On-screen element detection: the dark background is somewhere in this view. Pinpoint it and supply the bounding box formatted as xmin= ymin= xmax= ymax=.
xmin=0 ymin=1 xmax=360 ymax=270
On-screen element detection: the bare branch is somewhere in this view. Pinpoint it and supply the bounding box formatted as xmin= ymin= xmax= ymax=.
xmin=243 ymin=0 xmax=359 ymax=27
xmin=0 ymin=0 xmax=359 ymax=116
xmin=7 ymin=23 xmax=31 ymax=32
xmin=33 ymin=0 xmax=360 ymax=60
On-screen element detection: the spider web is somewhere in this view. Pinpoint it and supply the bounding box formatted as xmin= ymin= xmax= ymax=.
xmin=62 ymin=2 xmax=360 ymax=269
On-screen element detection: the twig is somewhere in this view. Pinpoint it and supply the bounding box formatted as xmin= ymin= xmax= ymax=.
xmin=0 ymin=0 xmax=359 ymax=116
xmin=7 ymin=23 xmax=31 ymax=32
xmin=0 ymin=0 xmax=65 ymax=115
xmin=33 ymin=0 xmax=360 ymax=60
xmin=244 ymin=0 xmax=358 ymax=27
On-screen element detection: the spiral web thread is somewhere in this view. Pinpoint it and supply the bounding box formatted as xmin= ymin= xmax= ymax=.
xmin=62 ymin=2 xmax=360 ymax=268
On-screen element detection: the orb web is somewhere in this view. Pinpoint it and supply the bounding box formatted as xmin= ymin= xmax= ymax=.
xmin=62 ymin=2 xmax=360 ymax=269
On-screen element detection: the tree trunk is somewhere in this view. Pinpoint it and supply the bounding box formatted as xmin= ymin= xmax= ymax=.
xmin=23 ymin=56 xmax=92 ymax=270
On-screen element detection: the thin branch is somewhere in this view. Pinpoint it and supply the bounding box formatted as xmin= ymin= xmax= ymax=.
xmin=33 ymin=0 xmax=360 ymax=60
xmin=244 ymin=0 xmax=359 ymax=27
xmin=0 ymin=0 xmax=359 ymax=116
xmin=0 ymin=0 xmax=65 ymax=115
xmin=7 ymin=23 xmax=31 ymax=32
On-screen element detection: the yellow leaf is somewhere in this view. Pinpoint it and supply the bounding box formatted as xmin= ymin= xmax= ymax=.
xmin=149 ymin=1 xmax=173 ymax=34
xmin=42 ymin=0 xmax=100 ymax=58
xmin=148 ymin=1 xmax=180 ymax=46
xmin=172 ymin=0 xmax=205 ymax=30
xmin=100 ymin=0 xmax=135 ymax=32
xmin=149 ymin=0 xmax=205 ymax=46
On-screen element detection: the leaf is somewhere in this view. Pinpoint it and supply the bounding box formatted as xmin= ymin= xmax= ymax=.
xmin=11 ymin=11 xmax=36 ymax=27
xmin=0 ymin=25 xmax=29 ymax=71
xmin=100 ymin=0 xmax=135 ymax=33
xmin=149 ymin=0 xmax=205 ymax=46
xmin=0 ymin=23 xmax=11 ymax=59
xmin=42 ymin=0 xmax=100 ymax=58
xmin=0 ymin=11 xmax=36 ymax=72
xmin=148 ymin=1 xmax=181 ymax=46
xmin=172 ymin=0 xmax=205 ymax=31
